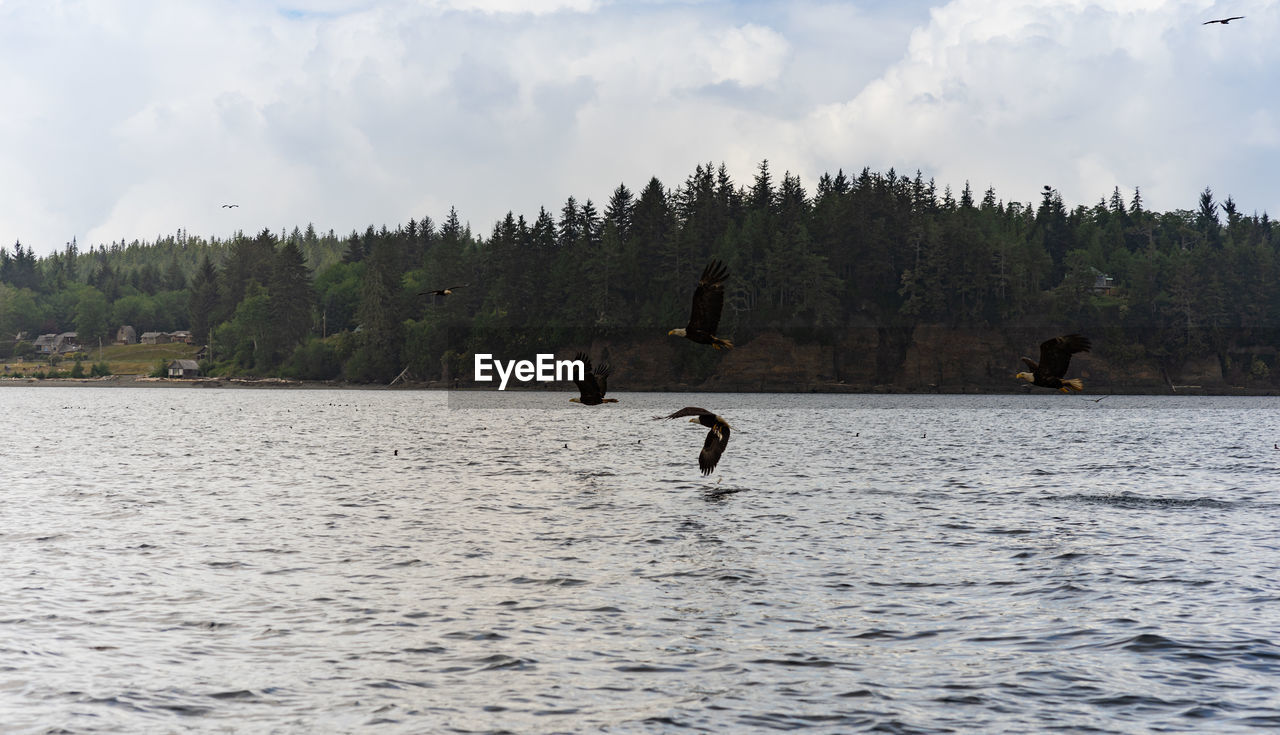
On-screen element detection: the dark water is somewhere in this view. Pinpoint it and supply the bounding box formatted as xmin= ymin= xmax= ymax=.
xmin=3 ymin=388 xmax=1280 ymax=733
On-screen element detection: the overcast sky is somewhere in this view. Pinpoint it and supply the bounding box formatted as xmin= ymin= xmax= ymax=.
xmin=1 ymin=0 xmax=1274 ymax=256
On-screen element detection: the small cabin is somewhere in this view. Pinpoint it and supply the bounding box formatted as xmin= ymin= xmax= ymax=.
xmin=116 ymin=325 xmax=137 ymax=345
xmin=167 ymin=359 xmax=201 ymax=378
xmin=1091 ymin=270 xmax=1116 ymax=295
xmin=33 ymin=334 xmax=58 ymax=354
xmin=53 ymin=332 xmax=79 ymax=354
xmin=141 ymin=331 xmax=171 ymax=345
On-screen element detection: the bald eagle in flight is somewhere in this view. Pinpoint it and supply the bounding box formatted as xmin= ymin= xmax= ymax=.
xmin=420 ymin=284 xmax=467 ymax=297
xmin=669 ymin=260 xmax=733 ymax=349
xmin=1016 ymin=334 xmax=1092 ymax=392
xmin=1203 ymin=16 xmax=1244 ymax=25
xmin=569 ymin=352 xmax=617 ymax=405
xmin=655 ymin=406 xmax=731 ymax=475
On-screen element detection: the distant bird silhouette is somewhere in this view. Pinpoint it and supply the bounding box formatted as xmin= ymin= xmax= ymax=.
xmin=419 ymin=285 xmax=467 ymax=297
xmin=221 ymin=204 xmax=239 ymax=208
xmin=1203 ymin=16 xmax=1244 ymax=25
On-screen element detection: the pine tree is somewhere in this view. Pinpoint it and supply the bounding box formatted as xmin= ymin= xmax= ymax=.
xmin=269 ymin=240 xmax=315 ymax=362
xmin=164 ymin=255 xmax=187 ymax=291
xmin=189 ymin=254 xmax=220 ymax=344
xmin=1197 ymin=186 xmax=1222 ymax=249
xmin=347 ymin=239 xmax=404 ymax=382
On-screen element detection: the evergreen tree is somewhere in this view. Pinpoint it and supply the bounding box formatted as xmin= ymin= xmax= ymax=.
xmin=74 ymin=286 xmax=111 ymax=347
xmin=346 ymin=239 xmax=404 ymax=382
xmin=1197 ymin=186 xmax=1222 ymax=249
xmin=189 ymin=255 xmax=220 ymax=344
xmin=164 ymin=255 xmax=187 ymax=291
xmin=269 ymin=240 xmax=316 ymax=361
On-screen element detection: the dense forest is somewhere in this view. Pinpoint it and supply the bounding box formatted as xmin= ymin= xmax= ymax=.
xmin=2 ymin=161 xmax=1279 ymax=388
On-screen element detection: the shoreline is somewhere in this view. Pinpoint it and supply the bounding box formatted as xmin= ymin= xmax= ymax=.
xmin=2 ymin=374 xmax=1279 ymax=396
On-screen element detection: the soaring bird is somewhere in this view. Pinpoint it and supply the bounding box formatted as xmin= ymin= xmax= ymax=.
xmin=1015 ymin=334 xmax=1092 ymax=392
xmin=654 ymin=406 xmax=731 ymax=475
xmin=669 ymin=260 xmax=733 ymax=349
xmin=569 ymin=352 xmax=617 ymax=405
xmin=1203 ymin=16 xmax=1244 ymax=24
xmin=420 ymin=284 xmax=467 ymax=297
xmin=221 ymin=204 xmax=239 ymax=208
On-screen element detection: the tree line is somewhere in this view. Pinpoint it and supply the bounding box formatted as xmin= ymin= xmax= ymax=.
xmin=2 ymin=161 xmax=1278 ymax=385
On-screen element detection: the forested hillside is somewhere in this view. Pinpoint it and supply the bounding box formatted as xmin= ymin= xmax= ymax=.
xmin=2 ymin=161 xmax=1278 ymax=389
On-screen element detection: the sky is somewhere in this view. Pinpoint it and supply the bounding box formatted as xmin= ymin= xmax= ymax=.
xmin=1 ymin=0 xmax=1275 ymax=256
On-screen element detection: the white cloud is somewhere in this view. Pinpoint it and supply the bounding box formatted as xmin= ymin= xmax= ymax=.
xmin=2 ymin=0 xmax=1275 ymax=255
xmin=1 ymin=1 xmax=922 ymax=252
xmin=803 ymin=0 xmax=1280 ymax=211
xmin=702 ymin=23 xmax=789 ymax=86
xmin=432 ymin=0 xmax=601 ymax=13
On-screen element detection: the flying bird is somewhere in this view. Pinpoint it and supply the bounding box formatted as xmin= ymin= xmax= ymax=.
xmin=669 ymin=260 xmax=733 ymax=349
xmin=654 ymin=406 xmax=731 ymax=475
xmin=569 ymin=352 xmax=617 ymax=405
xmin=1015 ymin=334 xmax=1092 ymax=392
xmin=221 ymin=204 xmax=239 ymax=208
xmin=1203 ymin=16 xmax=1244 ymax=25
xmin=420 ymin=284 xmax=467 ymax=297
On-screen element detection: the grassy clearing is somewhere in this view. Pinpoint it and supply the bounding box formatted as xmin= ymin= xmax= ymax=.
xmin=3 ymin=343 xmax=199 ymax=376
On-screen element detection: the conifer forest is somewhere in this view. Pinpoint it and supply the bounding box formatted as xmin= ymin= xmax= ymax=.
xmin=2 ymin=162 xmax=1278 ymax=389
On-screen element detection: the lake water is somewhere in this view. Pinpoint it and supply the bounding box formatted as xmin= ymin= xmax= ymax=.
xmin=3 ymin=388 xmax=1280 ymax=733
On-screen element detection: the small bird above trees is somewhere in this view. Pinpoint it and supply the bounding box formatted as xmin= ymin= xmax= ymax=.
xmin=1015 ymin=334 xmax=1092 ymax=393
xmin=1202 ymin=16 xmax=1244 ymax=25
xmin=668 ymin=260 xmax=733 ymax=349
xmin=654 ymin=406 xmax=731 ymax=475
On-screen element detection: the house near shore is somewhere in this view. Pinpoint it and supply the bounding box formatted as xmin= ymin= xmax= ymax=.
xmin=167 ymin=359 xmax=201 ymax=378
xmin=169 ymin=330 xmax=193 ymax=344
xmin=54 ymin=333 xmax=79 ymax=353
xmin=116 ymin=325 xmax=137 ymax=345
xmin=33 ymin=332 xmax=80 ymax=355
xmin=33 ymin=334 xmax=57 ymax=354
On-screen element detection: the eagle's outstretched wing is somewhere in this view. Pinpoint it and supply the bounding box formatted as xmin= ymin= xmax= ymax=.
xmin=1037 ymin=334 xmax=1091 ymax=379
xmin=686 ymin=261 xmax=728 ymax=336
xmin=572 ymin=352 xmax=604 ymax=404
xmin=698 ymin=422 xmax=731 ymax=476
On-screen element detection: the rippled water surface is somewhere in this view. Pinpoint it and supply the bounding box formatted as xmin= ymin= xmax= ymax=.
xmin=4 ymin=388 xmax=1280 ymax=733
